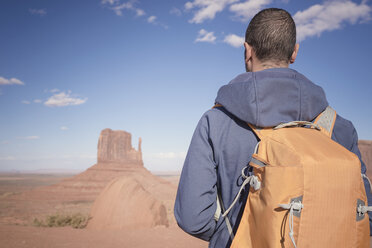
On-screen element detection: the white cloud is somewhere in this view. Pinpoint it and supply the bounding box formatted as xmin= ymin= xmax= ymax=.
xmin=185 ymin=0 xmax=238 ymax=23
xmin=106 ymin=1 xmax=146 ymax=17
xmin=0 ymin=76 xmax=24 ymax=85
xmin=34 ymin=99 xmax=42 ymax=103
xmin=150 ymin=152 xmax=187 ymax=159
xmin=294 ymin=0 xmax=371 ymax=42
xmin=17 ymin=136 xmax=40 ymax=140
xmin=135 ymin=8 xmax=145 ymax=16
xmin=170 ymin=7 xmax=182 ymax=16
xmin=34 ymin=154 xmax=96 ymax=160
xmin=60 ymin=126 xmax=69 ymax=131
xmin=111 ymin=2 xmax=133 ymax=16
xmin=21 ymin=100 xmax=31 ymax=104
xmin=0 ymin=156 xmax=16 ymax=161
xmin=195 ymin=29 xmax=216 ymax=43
xmin=144 ymin=151 xmax=187 ymax=171
xmin=224 ymin=34 xmax=245 ymax=47
xmin=29 ymin=8 xmax=47 ymax=16
xmin=146 ymin=15 xmax=168 ymax=29
xmin=101 ymin=0 xmax=119 ymax=4
xmin=101 ymin=1 xmax=160 ymax=27
xmin=229 ymin=0 xmax=271 ymax=22
xmin=147 ymin=15 xmax=157 ymax=23
xmin=50 ymin=88 xmax=59 ymax=93
xmin=75 ymin=154 xmax=96 ymax=159
xmin=44 ymin=91 xmax=87 ymax=107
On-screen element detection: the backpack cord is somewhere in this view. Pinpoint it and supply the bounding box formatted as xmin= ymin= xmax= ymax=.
xmin=215 ymin=142 xmax=261 ymax=240
xmin=362 ymin=174 xmax=372 ymax=193
xmin=216 ymin=191 xmax=235 ymax=239
xmin=222 ymin=142 xmax=261 ymax=218
xmin=222 ymin=168 xmax=261 ymax=218
xmin=278 ymin=201 xmax=304 ymax=248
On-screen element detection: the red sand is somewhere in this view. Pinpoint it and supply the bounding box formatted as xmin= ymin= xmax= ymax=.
xmin=0 ymin=224 xmax=207 ymax=248
xmin=88 ymin=176 xmax=169 ymax=229
xmin=0 ymin=173 xmax=207 ymax=247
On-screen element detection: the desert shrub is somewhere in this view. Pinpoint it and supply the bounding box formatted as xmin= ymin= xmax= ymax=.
xmin=32 ymin=213 xmax=89 ymax=229
xmin=32 ymin=218 xmax=44 ymax=227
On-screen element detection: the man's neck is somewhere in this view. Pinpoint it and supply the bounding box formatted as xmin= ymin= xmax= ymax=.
xmin=252 ymin=60 xmax=289 ymax=72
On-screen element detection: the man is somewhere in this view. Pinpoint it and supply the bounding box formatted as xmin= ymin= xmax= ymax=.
xmin=174 ymin=8 xmax=372 ymax=248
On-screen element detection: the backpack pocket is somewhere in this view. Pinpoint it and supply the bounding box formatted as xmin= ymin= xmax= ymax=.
xmin=253 ymin=165 xmax=304 ymax=248
xmin=232 ymin=162 xmax=304 ymax=248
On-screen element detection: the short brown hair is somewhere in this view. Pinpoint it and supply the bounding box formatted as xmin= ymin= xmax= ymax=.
xmin=245 ymin=8 xmax=296 ymax=63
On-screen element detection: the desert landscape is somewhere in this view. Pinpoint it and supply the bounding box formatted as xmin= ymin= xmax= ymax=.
xmin=0 ymin=129 xmax=207 ymax=248
xmin=0 ymin=129 xmax=371 ymax=248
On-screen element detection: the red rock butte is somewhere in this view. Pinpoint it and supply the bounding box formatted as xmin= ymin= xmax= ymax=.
xmin=21 ymin=128 xmax=177 ymax=228
xmin=97 ymin=128 xmax=143 ymax=166
xmin=45 ymin=128 xmax=148 ymax=199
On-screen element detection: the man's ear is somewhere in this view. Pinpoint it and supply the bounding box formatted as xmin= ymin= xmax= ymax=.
xmin=244 ymin=42 xmax=253 ymax=72
xmin=290 ymin=43 xmax=300 ymax=64
xmin=244 ymin=42 xmax=252 ymax=63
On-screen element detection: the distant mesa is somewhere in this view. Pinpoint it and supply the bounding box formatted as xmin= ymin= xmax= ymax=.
xmin=97 ymin=128 xmax=143 ymax=166
xmin=47 ymin=128 xmax=148 ymax=199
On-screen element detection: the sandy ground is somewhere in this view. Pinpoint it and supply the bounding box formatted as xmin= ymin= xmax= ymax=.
xmin=2 ymin=173 xmax=371 ymax=248
xmin=0 ymin=173 xmax=207 ymax=248
xmin=0 ymin=224 xmax=206 ymax=248
xmin=0 ymin=173 xmax=73 ymax=195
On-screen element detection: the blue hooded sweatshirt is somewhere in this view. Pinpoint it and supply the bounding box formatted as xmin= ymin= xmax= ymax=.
xmin=174 ymin=68 xmax=372 ymax=248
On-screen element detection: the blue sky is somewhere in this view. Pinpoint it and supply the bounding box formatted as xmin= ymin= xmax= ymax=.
xmin=0 ymin=0 xmax=371 ymax=172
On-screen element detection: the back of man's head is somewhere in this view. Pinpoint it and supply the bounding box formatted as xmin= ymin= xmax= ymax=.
xmin=245 ymin=8 xmax=296 ymax=64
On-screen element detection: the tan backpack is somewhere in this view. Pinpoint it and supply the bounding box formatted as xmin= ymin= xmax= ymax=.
xmin=218 ymin=106 xmax=371 ymax=248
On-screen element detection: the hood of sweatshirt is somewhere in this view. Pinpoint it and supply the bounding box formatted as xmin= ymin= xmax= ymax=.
xmin=215 ymin=68 xmax=329 ymax=127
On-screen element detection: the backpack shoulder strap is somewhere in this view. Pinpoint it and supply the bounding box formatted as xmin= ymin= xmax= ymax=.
xmin=313 ymin=106 xmax=337 ymax=138
xmin=247 ymin=123 xmax=273 ymax=140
